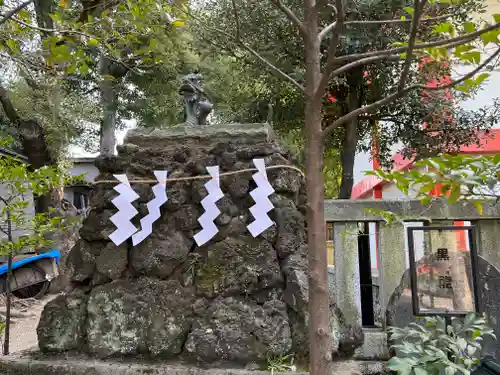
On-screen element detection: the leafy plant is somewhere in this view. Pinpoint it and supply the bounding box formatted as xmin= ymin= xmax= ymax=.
xmin=368 ymin=153 xmax=500 ymax=212
xmin=265 ymin=354 xmax=297 ymax=373
xmin=387 ymin=313 xmax=496 ymax=375
xmin=0 ymin=137 xmax=81 ymax=255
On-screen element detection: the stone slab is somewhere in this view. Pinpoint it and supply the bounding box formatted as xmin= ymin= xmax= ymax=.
xmin=353 ymin=329 xmax=390 ymax=361
xmin=0 ymin=356 xmax=389 ymax=375
xmin=324 ymin=199 xmax=500 ymax=221
xmin=124 ymin=123 xmax=276 ymax=148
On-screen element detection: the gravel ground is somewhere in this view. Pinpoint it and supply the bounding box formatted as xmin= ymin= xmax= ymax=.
xmin=0 ymin=294 xmax=57 ymax=354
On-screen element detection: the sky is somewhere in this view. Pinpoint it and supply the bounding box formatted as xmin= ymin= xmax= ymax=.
xmin=68 ymin=119 xmax=137 ymax=157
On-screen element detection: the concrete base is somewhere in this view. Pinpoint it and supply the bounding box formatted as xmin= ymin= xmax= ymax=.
xmin=354 ymin=329 xmax=390 ymax=361
xmin=0 ymin=354 xmax=389 ymax=375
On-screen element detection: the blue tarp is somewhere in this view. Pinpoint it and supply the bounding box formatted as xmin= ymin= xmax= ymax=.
xmin=0 ymin=249 xmax=60 ymax=277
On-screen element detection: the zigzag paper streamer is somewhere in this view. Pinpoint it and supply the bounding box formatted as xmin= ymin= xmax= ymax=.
xmin=247 ymin=159 xmax=275 ymax=237
xmin=194 ymin=166 xmax=224 ymax=246
xmin=109 ymin=174 xmax=140 ymax=246
xmin=132 ymin=171 xmax=168 ymax=246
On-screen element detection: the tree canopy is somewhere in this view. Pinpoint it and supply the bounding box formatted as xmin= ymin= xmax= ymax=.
xmin=188 ymin=0 xmax=500 ymax=198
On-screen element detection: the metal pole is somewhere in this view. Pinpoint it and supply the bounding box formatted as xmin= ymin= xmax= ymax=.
xmin=3 ymin=209 xmax=12 ymax=355
xmin=445 ymin=316 xmax=452 ymax=361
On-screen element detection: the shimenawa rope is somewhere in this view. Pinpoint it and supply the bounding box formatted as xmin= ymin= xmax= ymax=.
xmin=93 ymin=164 xmax=305 ymax=184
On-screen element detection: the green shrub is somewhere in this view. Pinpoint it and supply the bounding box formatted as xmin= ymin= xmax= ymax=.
xmin=387 ymin=313 xmax=496 ymax=375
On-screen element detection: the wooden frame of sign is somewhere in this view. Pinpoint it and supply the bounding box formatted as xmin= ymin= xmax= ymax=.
xmin=406 ymin=225 xmax=481 ymax=317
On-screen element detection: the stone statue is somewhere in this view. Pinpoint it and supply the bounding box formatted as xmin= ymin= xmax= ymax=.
xmin=179 ymin=72 xmax=214 ymax=126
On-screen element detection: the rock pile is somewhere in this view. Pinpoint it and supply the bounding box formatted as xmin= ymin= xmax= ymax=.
xmin=37 ymin=124 xmax=363 ymax=365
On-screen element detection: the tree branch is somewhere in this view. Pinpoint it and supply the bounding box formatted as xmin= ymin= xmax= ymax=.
xmin=322 ymin=47 xmax=500 ymax=138
xmin=399 ymin=0 xmax=426 ymax=91
xmin=191 ymin=10 xmax=305 ymax=92
xmin=329 ymin=54 xmax=401 ymax=79
xmin=0 ymin=84 xmax=21 ymax=125
xmin=317 ymin=2 xmax=448 ymax=40
xmin=315 ymin=0 xmax=344 ymax=98
xmin=269 ymin=0 xmax=308 ymax=38
xmin=325 ymin=22 xmax=500 ymax=80
xmin=231 ymin=0 xmax=241 ymax=41
xmin=344 ymin=13 xmax=451 ymax=25
xmin=318 ymin=21 xmax=336 ymax=41
xmin=336 ymin=21 xmax=500 ymax=63
xmin=0 ymin=0 xmax=34 ymax=26
xmin=8 ymin=15 xmax=94 ymax=39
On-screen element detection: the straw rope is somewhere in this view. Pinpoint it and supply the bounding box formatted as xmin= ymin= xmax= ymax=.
xmin=93 ymin=164 xmax=305 ymax=184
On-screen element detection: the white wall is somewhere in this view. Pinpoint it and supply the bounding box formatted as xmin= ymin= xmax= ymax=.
xmin=0 ymin=184 xmax=35 ymax=241
xmin=64 ymin=161 xmax=98 ymax=210
xmin=70 ymin=162 xmax=99 ymax=182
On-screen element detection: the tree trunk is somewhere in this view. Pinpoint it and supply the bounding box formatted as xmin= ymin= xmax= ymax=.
xmin=0 ymin=85 xmax=58 ymax=214
xmin=338 ymin=121 xmax=358 ymax=199
xmin=303 ymin=2 xmax=332 ymax=374
xmin=338 ymin=73 xmax=361 ymax=199
xmin=99 ymin=56 xmax=118 ymax=156
xmin=33 ymin=0 xmax=53 ymax=37
xmin=305 ymin=101 xmax=331 ymax=375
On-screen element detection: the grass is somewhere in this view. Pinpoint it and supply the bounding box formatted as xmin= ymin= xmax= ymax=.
xmin=265 ymin=354 xmax=297 ymax=373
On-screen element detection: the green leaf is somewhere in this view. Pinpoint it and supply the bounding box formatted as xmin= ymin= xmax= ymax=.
xmin=464 ymin=22 xmax=475 ymax=33
xmin=387 ymin=357 xmax=412 ymax=375
xmin=448 ymin=185 xmax=461 ymax=203
xmin=481 ymin=30 xmax=500 ymax=45
xmin=461 ymin=51 xmax=481 ymax=64
xmin=414 ymin=368 xmax=428 ymax=375
xmin=87 ymin=38 xmax=100 ymax=47
xmin=433 ymin=22 xmax=455 ymax=36
xmin=404 ymin=7 xmax=414 ymax=15
xmin=172 ymin=19 xmax=185 ymax=27
xmin=494 ymin=14 xmax=500 ymax=23
xmin=472 ymin=201 xmax=484 ymax=215
xmin=455 ymin=45 xmax=474 ymax=54
xmin=472 ymin=329 xmax=482 ymax=339
xmin=475 ymin=73 xmax=490 ymax=86
xmin=455 ymin=84 xmax=471 ymax=93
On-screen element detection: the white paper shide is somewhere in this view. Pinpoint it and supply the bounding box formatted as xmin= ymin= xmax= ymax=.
xmin=108 ymin=171 xmax=168 ymax=246
xmin=107 ymin=162 xmax=278 ymax=247
xmin=247 ymin=158 xmax=275 ymax=237
xmin=132 ymin=171 xmax=168 ymax=246
xmin=108 ymin=174 xmax=140 ymax=246
xmin=193 ymin=166 xmax=224 ymax=246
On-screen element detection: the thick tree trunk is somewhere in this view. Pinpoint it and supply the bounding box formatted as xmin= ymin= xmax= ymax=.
xmin=99 ymin=56 xmax=118 ymax=156
xmin=0 ymin=85 xmax=57 ymax=214
xmin=303 ymin=2 xmax=332 ymax=374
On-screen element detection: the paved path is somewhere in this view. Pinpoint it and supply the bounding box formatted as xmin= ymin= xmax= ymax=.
xmin=0 ymin=294 xmax=57 ymax=354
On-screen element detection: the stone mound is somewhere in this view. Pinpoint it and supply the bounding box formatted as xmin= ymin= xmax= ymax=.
xmin=37 ymin=124 xmax=363 ymax=365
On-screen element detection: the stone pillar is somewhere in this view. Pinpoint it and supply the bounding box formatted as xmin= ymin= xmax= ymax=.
xmin=477 ymin=219 xmax=500 ymax=269
xmin=334 ymin=222 xmax=362 ymax=326
xmin=378 ymin=222 xmax=406 ymax=324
